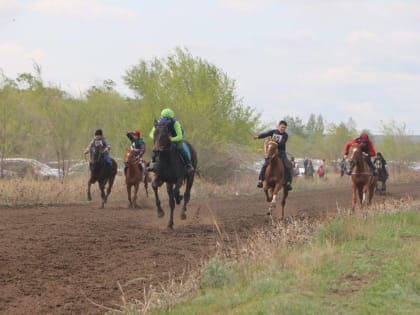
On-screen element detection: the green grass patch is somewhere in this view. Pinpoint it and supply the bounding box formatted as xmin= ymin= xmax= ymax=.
xmin=147 ymin=210 xmax=420 ymax=315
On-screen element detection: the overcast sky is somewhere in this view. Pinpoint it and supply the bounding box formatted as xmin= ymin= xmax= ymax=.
xmin=1 ymin=0 xmax=420 ymax=134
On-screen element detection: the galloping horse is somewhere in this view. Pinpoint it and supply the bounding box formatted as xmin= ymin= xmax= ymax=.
xmin=124 ymin=148 xmax=149 ymax=208
xmin=87 ymin=144 xmax=118 ymax=208
xmin=347 ymin=143 xmax=377 ymax=212
xmin=151 ymin=121 xmax=198 ymax=229
xmin=263 ymin=140 xmax=288 ymax=219
xmin=375 ymin=159 xmax=387 ymax=195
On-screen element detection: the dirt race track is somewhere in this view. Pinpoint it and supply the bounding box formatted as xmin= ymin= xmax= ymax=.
xmin=1 ymin=179 xmax=420 ymax=315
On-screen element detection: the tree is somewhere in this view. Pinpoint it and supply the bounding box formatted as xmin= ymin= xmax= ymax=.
xmin=124 ymin=47 xmax=260 ymax=181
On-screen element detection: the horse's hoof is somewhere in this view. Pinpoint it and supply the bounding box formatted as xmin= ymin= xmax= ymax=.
xmin=167 ymin=224 xmax=174 ymax=230
xmin=158 ymin=210 xmax=165 ymax=218
xmin=180 ymin=212 xmax=187 ymax=220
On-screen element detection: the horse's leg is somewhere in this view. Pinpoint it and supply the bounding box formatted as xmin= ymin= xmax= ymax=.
xmin=280 ymin=188 xmax=289 ymax=220
xmin=99 ymin=181 xmax=106 ymax=209
xmin=87 ymin=178 xmax=93 ymax=201
xmin=359 ymin=185 xmax=365 ymax=209
xmin=127 ymin=184 xmax=133 ymax=208
xmin=152 ymin=179 xmax=164 ymax=217
xmin=180 ymin=174 xmax=194 ymax=220
xmin=133 ymin=182 xmax=140 ymax=208
xmin=351 ymin=184 xmax=357 ymax=212
xmin=105 ymin=173 xmax=116 ymax=201
xmin=166 ymin=183 xmax=176 ymax=229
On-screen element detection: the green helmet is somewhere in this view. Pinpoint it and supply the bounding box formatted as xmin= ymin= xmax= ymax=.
xmin=161 ymin=108 xmax=175 ymax=119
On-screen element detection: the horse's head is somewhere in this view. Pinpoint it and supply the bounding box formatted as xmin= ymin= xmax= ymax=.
xmin=348 ymin=143 xmax=364 ymax=164
xmin=375 ymin=158 xmax=383 ymax=169
xmin=153 ymin=120 xmax=171 ymax=152
xmin=264 ymin=140 xmax=279 ymax=159
xmin=124 ymin=148 xmax=137 ymax=165
xmin=92 ymin=140 xmax=105 ymax=163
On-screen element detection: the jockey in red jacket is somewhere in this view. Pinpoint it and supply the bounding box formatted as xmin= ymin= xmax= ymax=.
xmin=344 ymin=132 xmax=377 ymax=176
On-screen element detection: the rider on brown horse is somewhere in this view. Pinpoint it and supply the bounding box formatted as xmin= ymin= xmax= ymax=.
xmin=344 ymin=132 xmax=377 ymax=176
xmin=125 ymin=129 xmax=146 ymax=176
xmin=254 ymin=120 xmax=293 ymax=191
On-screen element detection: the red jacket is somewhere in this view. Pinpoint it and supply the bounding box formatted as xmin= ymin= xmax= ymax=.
xmin=344 ymin=138 xmax=376 ymax=157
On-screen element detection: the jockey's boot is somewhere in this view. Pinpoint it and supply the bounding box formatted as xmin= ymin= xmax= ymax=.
xmin=257 ymin=158 xmax=269 ymax=188
xmin=178 ymin=145 xmax=194 ymax=174
xmin=285 ymin=168 xmax=293 ymax=191
xmin=365 ymin=158 xmax=377 ymax=176
xmin=147 ymin=154 xmax=157 ymax=172
xmin=347 ymin=161 xmax=354 ymax=175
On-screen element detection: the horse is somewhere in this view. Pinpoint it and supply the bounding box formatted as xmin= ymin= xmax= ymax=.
xmin=262 ymin=140 xmax=288 ymax=219
xmin=375 ymin=159 xmax=388 ymax=195
xmin=124 ymin=148 xmax=149 ymax=208
xmin=87 ymin=144 xmax=118 ymax=208
xmin=151 ymin=121 xmax=198 ymax=229
xmin=347 ymin=143 xmax=377 ymax=212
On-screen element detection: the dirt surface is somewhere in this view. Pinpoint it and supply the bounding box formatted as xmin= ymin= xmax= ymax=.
xmin=1 ymin=180 xmax=420 ymax=314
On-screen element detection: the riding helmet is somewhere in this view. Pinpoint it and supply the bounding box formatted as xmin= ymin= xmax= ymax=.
xmin=360 ymin=132 xmax=369 ymax=141
xmin=134 ymin=130 xmax=141 ymax=137
xmin=95 ymin=129 xmax=103 ymax=136
xmin=161 ymin=108 xmax=175 ymax=119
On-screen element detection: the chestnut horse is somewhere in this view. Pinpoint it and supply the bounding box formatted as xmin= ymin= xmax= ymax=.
xmin=348 ymin=143 xmax=377 ymax=212
xmin=151 ymin=121 xmax=198 ymax=229
xmin=263 ymin=140 xmax=288 ymax=219
xmin=87 ymin=145 xmax=118 ymax=208
xmin=124 ymin=148 xmax=149 ymax=208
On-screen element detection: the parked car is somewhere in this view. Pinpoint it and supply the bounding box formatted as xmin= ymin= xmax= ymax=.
xmin=0 ymin=158 xmax=59 ymax=180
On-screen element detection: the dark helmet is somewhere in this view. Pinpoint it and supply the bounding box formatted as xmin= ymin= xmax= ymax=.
xmin=278 ymin=120 xmax=288 ymax=126
xmin=95 ymin=129 xmax=103 ymax=136
xmin=377 ymin=152 xmax=382 ymax=156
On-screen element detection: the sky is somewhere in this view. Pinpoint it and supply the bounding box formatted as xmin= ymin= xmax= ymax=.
xmin=1 ymin=0 xmax=420 ymax=134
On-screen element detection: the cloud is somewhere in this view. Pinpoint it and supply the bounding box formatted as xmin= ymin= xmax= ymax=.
xmin=0 ymin=43 xmax=22 ymax=55
xmin=0 ymin=0 xmax=23 ymax=18
xmin=30 ymin=0 xmax=139 ymax=21
xmin=220 ymin=0 xmax=275 ymax=15
xmin=24 ymin=49 xmax=46 ymax=64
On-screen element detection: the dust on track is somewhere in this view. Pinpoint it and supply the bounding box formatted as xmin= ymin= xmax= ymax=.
xmin=1 ymin=180 xmax=419 ymax=314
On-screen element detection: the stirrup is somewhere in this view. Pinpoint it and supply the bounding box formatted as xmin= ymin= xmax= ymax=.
xmin=185 ymin=164 xmax=194 ymax=173
xmin=257 ymin=180 xmax=263 ymax=188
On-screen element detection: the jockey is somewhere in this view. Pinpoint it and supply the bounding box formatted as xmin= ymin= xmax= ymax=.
xmin=254 ymin=120 xmax=293 ymax=191
xmin=148 ymin=108 xmax=194 ymax=174
xmin=84 ymin=129 xmax=112 ymax=171
xmin=373 ymin=152 xmax=389 ymax=178
xmin=344 ymin=132 xmax=377 ymax=176
xmin=125 ymin=130 xmax=146 ymax=175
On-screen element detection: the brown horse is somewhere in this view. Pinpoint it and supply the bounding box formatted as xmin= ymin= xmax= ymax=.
xmin=348 ymin=143 xmax=377 ymax=212
xmin=263 ymin=140 xmax=288 ymax=219
xmin=374 ymin=159 xmax=388 ymax=195
xmin=124 ymin=149 xmax=149 ymax=208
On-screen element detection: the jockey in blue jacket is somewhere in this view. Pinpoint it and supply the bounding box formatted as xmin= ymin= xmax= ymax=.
xmin=148 ymin=108 xmax=194 ymax=174
xmin=254 ymin=120 xmax=293 ymax=191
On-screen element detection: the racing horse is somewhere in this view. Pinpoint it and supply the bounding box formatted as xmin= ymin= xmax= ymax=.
xmin=87 ymin=144 xmax=118 ymax=208
xmin=347 ymin=143 xmax=377 ymax=212
xmin=375 ymin=158 xmax=387 ymax=195
xmin=262 ymin=140 xmax=289 ymax=219
xmin=151 ymin=120 xmax=198 ymax=229
xmin=124 ymin=148 xmax=149 ymax=208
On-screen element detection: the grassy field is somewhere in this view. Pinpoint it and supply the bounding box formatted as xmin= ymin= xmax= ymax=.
xmin=114 ymin=199 xmax=420 ymax=315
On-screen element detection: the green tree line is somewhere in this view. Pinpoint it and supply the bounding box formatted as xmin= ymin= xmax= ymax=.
xmin=1 ymin=48 xmax=419 ymax=180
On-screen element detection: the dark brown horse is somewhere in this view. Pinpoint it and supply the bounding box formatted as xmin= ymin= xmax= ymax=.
xmin=151 ymin=121 xmax=198 ymax=229
xmin=374 ymin=159 xmax=387 ymax=195
xmin=263 ymin=140 xmax=288 ymax=219
xmin=348 ymin=143 xmax=377 ymax=212
xmin=87 ymin=145 xmax=118 ymax=208
xmin=124 ymin=148 xmax=149 ymax=208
